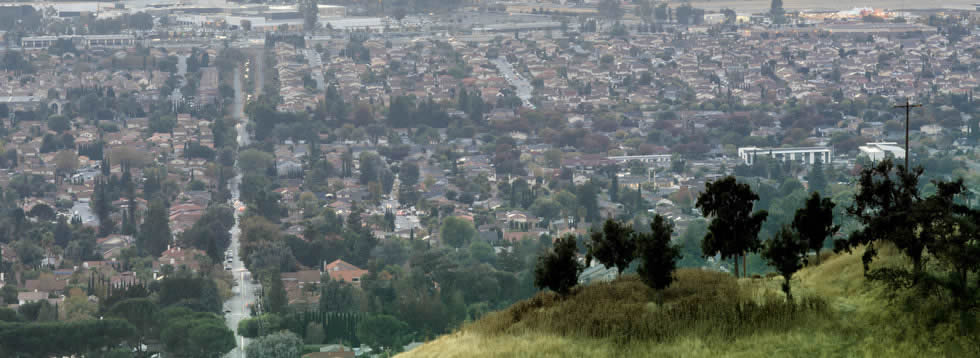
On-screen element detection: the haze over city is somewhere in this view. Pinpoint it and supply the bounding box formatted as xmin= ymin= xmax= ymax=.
xmin=0 ymin=0 xmax=977 ymax=357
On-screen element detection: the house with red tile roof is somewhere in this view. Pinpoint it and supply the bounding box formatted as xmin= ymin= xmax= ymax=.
xmin=323 ymin=259 xmax=368 ymax=286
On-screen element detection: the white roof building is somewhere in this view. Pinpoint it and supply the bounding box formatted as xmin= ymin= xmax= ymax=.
xmin=859 ymin=142 xmax=905 ymax=162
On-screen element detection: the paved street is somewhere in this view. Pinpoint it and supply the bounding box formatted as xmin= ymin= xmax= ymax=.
xmin=490 ymin=57 xmax=535 ymax=109
xmin=254 ymin=51 xmax=265 ymax=95
xmin=70 ymin=199 xmax=97 ymax=226
xmin=223 ymin=65 xmax=260 ymax=358
xmin=303 ymin=48 xmax=325 ymax=91
xmin=233 ymin=65 xmax=251 ymax=148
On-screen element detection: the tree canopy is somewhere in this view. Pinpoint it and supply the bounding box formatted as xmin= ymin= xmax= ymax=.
xmin=534 ymin=235 xmax=583 ymax=296
xmin=696 ymin=176 xmax=768 ymax=278
xmin=440 ymin=216 xmax=477 ymax=249
xmin=762 ymin=225 xmax=808 ymax=300
xmin=792 ymin=192 xmax=838 ymax=265
xmin=586 ymin=219 xmax=636 ymax=276
xmin=246 ymin=331 xmax=304 ymax=358
xmin=635 ymin=215 xmax=682 ymax=291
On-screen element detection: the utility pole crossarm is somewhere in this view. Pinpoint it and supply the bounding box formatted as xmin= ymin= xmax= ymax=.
xmin=894 ymin=97 xmax=922 ymax=169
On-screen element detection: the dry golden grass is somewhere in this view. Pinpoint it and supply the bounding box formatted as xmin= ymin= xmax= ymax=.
xmin=468 ymin=269 xmax=828 ymax=345
xmin=399 ymin=247 xmax=980 ymax=358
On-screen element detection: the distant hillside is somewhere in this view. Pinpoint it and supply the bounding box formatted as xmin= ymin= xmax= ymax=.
xmin=399 ymin=247 xmax=980 ymax=357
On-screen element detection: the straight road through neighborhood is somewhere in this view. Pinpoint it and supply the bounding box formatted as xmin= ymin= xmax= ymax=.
xmin=223 ymin=64 xmax=260 ymax=358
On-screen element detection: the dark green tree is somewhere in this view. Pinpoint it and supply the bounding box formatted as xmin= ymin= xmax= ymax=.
xmin=0 ymin=319 xmax=136 ymax=357
xmin=696 ymin=176 xmax=769 ymax=278
xmin=160 ymin=309 xmax=235 ymax=358
xmin=792 ymin=192 xmax=838 ymax=265
xmin=181 ymin=205 xmax=234 ymax=262
xmin=138 ymin=199 xmax=172 ymax=257
xmin=917 ymin=179 xmax=980 ymax=308
xmin=254 ymin=189 xmax=282 ymax=223
xmin=577 ymin=181 xmax=601 ymax=223
xmin=47 ymin=115 xmax=70 ymax=133
xmin=107 ymin=298 xmax=158 ymax=355
xmin=0 ymin=307 xmax=17 ymax=321
xmin=265 ymin=273 xmax=288 ymax=314
xmin=835 ymin=160 xmax=927 ymax=278
xmin=807 ymin=158 xmax=828 ymax=195
xmin=92 ymin=176 xmax=115 ymax=237
xmin=341 ymin=148 xmax=353 ymax=178
xmin=534 ymin=235 xmax=584 ymax=296
xmin=635 ymin=215 xmax=682 ymax=292
xmin=399 ymin=161 xmax=420 ymax=186
xmin=355 ymin=315 xmax=411 ymax=354
xmin=586 ymin=219 xmax=636 ymax=276
xmin=358 ymin=152 xmax=381 ymax=185
xmin=319 ymin=275 xmax=359 ymax=313
xmin=1 ymin=285 xmax=17 ymax=305
xmin=761 ymin=225 xmax=808 ymax=300
xmin=440 ymin=216 xmax=477 ymax=249
xmin=54 ymin=215 xmax=73 ymax=247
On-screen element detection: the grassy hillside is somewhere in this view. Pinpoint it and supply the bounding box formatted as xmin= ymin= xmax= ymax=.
xmin=399 ymin=247 xmax=980 ymax=358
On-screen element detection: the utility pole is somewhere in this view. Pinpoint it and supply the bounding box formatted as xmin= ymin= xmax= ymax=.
xmin=894 ymin=97 xmax=921 ymax=169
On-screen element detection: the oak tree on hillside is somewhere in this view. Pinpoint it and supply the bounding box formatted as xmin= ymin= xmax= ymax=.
xmin=535 ymin=235 xmax=584 ymax=296
xmin=635 ymin=215 xmax=682 ymax=292
xmin=916 ymin=179 xmax=980 ymax=308
xmin=696 ymin=176 xmax=768 ymax=278
xmin=792 ymin=192 xmax=839 ymax=265
xmin=835 ymin=160 xmax=928 ymax=278
xmin=762 ymin=225 xmax=808 ymax=301
xmin=586 ymin=219 xmax=636 ymax=276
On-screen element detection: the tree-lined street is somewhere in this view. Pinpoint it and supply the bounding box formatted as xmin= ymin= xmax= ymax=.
xmin=223 ymin=63 xmax=260 ymax=358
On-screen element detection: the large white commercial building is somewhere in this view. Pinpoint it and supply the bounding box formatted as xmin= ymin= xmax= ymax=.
xmin=858 ymin=142 xmax=905 ymax=162
xmin=21 ymin=34 xmax=139 ymax=49
xmin=738 ymin=146 xmax=833 ymax=165
xmin=607 ymin=154 xmax=672 ymax=164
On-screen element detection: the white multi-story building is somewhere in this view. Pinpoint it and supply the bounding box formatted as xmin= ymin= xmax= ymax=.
xmin=737 ymin=146 xmax=833 ymax=165
xmin=20 ymin=34 xmax=139 ymax=49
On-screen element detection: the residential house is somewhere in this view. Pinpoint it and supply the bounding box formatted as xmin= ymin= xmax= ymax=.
xmin=323 ymin=259 xmax=368 ymax=286
xmin=153 ymin=246 xmax=207 ymax=273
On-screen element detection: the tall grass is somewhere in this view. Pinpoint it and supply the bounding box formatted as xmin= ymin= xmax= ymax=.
xmin=400 ymin=248 xmax=980 ymax=357
xmin=469 ymin=269 xmax=829 ymax=344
